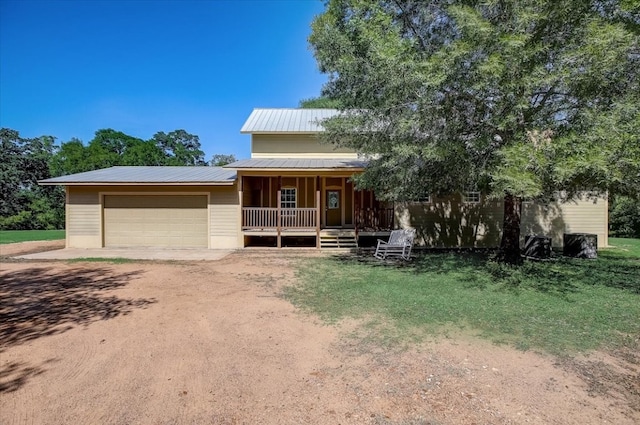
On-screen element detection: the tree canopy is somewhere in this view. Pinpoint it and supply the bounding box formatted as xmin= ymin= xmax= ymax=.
xmin=1 ymin=129 xmax=64 ymax=229
xmin=151 ymin=130 xmax=206 ymax=166
xmin=299 ymin=96 xmax=343 ymax=109
xmin=210 ymin=154 xmax=237 ymax=166
xmin=310 ymin=0 xmax=640 ymax=261
xmin=1 ymin=127 xmax=224 ymax=230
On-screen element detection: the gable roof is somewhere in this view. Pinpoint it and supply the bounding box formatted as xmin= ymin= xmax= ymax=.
xmin=227 ymin=158 xmax=367 ymax=171
xmin=39 ymin=166 xmax=237 ymax=186
xmin=240 ymin=108 xmax=339 ymax=134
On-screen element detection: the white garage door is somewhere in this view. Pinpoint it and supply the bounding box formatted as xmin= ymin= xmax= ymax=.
xmin=104 ymin=195 xmax=208 ymax=248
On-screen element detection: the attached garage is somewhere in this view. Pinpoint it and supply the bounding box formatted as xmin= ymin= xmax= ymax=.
xmin=103 ymin=195 xmax=208 ymax=248
xmin=39 ymin=166 xmax=240 ymax=250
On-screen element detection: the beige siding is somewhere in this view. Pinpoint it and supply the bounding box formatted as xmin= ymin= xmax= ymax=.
xmin=209 ymin=184 xmax=240 ymax=249
xmin=67 ymin=188 xmax=102 ymax=248
xmin=251 ymin=134 xmax=358 ymax=158
xmin=395 ymin=192 xmax=608 ymax=249
xmin=522 ymin=194 xmax=608 ymax=248
xmin=66 ymin=185 xmax=242 ymax=250
xmin=395 ymin=195 xmax=504 ymax=248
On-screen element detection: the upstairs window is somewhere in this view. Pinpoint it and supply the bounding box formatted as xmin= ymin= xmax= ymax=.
xmin=413 ymin=194 xmax=431 ymax=203
xmin=463 ymin=191 xmax=481 ymax=203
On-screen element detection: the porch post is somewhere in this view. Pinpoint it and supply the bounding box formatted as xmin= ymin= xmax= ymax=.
xmin=277 ymin=176 xmax=282 ymax=248
xmin=238 ymin=175 xmax=244 ymax=248
xmin=66 ymin=186 xmax=71 ymax=248
xmin=316 ymin=176 xmax=321 ymax=249
xmin=354 ymin=189 xmax=359 ymax=241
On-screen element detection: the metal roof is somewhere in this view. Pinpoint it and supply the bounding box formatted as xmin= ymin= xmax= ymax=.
xmin=39 ymin=166 xmax=237 ymax=185
xmin=240 ymin=108 xmax=339 ymax=133
xmin=226 ymin=158 xmax=368 ymax=170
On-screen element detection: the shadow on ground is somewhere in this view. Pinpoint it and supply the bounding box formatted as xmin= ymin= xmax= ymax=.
xmin=333 ymin=249 xmax=640 ymax=295
xmin=0 ymin=266 xmax=156 ymax=352
xmin=0 ymin=359 xmax=58 ymax=393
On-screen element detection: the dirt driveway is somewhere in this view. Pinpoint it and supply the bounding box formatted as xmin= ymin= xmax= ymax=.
xmin=1 ymin=244 xmax=638 ymax=424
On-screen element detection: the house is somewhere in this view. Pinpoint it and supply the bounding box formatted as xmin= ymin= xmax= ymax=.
xmin=40 ymin=108 xmax=609 ymax=250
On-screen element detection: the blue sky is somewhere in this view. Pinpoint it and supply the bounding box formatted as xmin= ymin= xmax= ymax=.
xmin=0 ymin=0 xmax=327 ymax=160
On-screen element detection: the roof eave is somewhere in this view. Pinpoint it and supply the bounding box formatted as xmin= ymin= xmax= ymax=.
xmin=231 ymin=167 xmax=365 ymax=172
xmin=240 ymin=130 xmax=322 ymax=135
xmin=38 ymin=181 xmax=237 ymax=186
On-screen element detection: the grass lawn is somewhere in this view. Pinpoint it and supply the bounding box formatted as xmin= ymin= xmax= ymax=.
xmin=0 ymin=229 xmax=65 ymax=244
xmin=287 ymin=238 xmax=640 ymax=355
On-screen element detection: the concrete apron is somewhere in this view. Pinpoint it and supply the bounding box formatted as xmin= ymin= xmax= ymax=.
xmin=16 ymin=248 xmax=235 ymax=261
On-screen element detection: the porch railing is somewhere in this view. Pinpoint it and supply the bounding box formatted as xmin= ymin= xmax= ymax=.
xmin=243 ymin=207 xmax=278 ymax=228
xmin=280 ymin=208 xmax=317 ymax=228
xmin=242 ymin=206 xmax=393 ymax=231
xmin=243 ymin=207 xmax=317 ymax=229
xmin=355 ymin=207 xmax=394 ymax=231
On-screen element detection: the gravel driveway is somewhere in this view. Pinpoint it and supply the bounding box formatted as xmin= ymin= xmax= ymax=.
xmin=1 ymin=246 xmax=637 ymax=424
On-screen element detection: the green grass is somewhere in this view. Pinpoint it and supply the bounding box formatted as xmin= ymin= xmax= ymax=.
xmin=66 ymin=257 xmax=137 ymax=264
xmin=286 ymin=238 xmax=640 ymax=355
xmin=0 ymin=229 xmax=65 ymax=244
xmin=608 ymin=237 xmax=640 ymax=257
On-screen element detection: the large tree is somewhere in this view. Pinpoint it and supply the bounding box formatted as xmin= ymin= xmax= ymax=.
xmin=1 ymin=127 xmax=210 ymax=230
xmin=52 ymin=130 xmax=163 ymax=176
xmin=151 ymin=129 xmax=206 ymax=166
xmin=210 ymin=154 xmax=237 ymax=166
xmin=310 ymin=0 xmax=640 ymax=262
xmin=299 ymin=96 xmax=343 ymax=109
xmin=0 ymin=128 xmax=64 ymax=229
xmin=52 ymin=129 xmax=203 ymax=176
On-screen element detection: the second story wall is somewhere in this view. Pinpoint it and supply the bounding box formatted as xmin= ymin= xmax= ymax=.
xmin=251 ymin=134 xmax=358 ymax=159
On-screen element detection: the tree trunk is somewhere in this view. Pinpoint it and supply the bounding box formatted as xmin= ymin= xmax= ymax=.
xmin=498 ymin=193 xmax=522 ymax=264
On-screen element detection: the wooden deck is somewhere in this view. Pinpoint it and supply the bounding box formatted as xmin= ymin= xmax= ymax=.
xmin=241 ymin=206 xmax=392 ymax=248
xmin=242 ymin=207 xmax=317 ymax=230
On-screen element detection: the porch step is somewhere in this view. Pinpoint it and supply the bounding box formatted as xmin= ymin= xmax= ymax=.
xmin=320 ymin=234 xmax=358 ymax=249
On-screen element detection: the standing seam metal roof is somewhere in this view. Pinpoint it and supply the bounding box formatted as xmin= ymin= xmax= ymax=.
xmin=240 ymin=108 xmax=339 ymax=133
xmin=39 ymin=166 xmax=237 ymax=184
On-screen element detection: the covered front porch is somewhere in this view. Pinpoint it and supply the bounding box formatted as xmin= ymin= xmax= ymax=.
xmin=238 ymin=174 xmax=393 ymax=248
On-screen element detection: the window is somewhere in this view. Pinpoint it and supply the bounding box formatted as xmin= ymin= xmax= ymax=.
xmin=280 ymin=188 xmax=296 ymax=212
xmin=415 ymin=194 xmax=431 ymax=203
xmin=463 ymin=191 xmax=481 ymax=203
xmin=327 ymin=190 xmax=340 ymax=209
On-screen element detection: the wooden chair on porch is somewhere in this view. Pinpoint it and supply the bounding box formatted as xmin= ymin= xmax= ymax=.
xmin=374 ymin=228 xmax=416 ymax=260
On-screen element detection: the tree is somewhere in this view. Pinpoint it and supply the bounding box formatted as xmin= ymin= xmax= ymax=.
xmin=53 ymin=129 xmax=184 ymax=175
xmin=87 ymin=129 xmax=156 ymax=169
xmin=151 ymin=129 xmax=206 ymax=166
xmin=309 ymin=0 xmax=640 ymax=263
xmin=1 ymin=126 xmax=209 ymax=230
xmin=210 ymin=154 xmax=237 ymax=166
xmin=610 ymin=195 xmax=640 ymax=238
xmin=0 ymin=129 xmax=55 ymax=217
xmin=0 ymin=128 xmax=25 ymax=218
xmin=299 ymin=96 xmax=343 ymax=109
xmin=0 ymin=128 xmax=64 ymax=229
xmin=121 ymin=137 xmax=165 ymax=166
xmin=50 ymin=138 xmax=91 ymax=176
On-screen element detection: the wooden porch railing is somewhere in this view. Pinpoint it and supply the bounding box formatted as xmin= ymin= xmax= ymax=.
xmin=243 ymin=207 xmax=393 ymax=231
xmin=243 ymin=207 xmax=278 ymax=228
xmin=243 ymin=207 xmax=317 ymax=229
xmin=280 ymin=208 xmax=317 ymax=228
xmin=355 ymin=207 xmax=394 ymax=231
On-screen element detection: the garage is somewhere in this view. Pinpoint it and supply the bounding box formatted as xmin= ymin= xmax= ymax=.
xmin=103 ymin=195 xmax=208 ymax=248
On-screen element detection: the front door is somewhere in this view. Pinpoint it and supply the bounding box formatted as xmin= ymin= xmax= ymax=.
xmin=326 ymin=189 xmax=342 ymax=227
